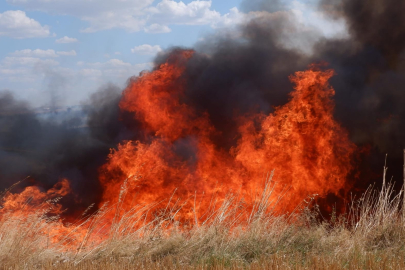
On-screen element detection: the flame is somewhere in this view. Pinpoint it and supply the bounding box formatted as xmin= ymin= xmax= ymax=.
xmin=99 ymin=52 xmax=356 ymax=222
xmin=235 ymin=66 xmax=356 ymax=209
xmin=0 ymin=179 xmax=71 ymax=215
xmin=0 ymin=179 xmax=86 ymax=248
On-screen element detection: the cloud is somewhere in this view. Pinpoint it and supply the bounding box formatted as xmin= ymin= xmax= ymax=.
xmin=212 ymin=7 xmax=245 ymax=28
xmin=11 ymin=49 xmax=58 ymax=58
xmin=148 ymin=0 xmax=221 ymax=26
xmin=0 ymin=10 xmax=50 ymax=38
xmin=10 ymin=49 xmax=77 ymax=58
xmin=131 ymin=44 xmax=162 ymax=55
xmin=80 ymin=59 xmax=132 ymax=68
xmin=7 ymin=0 xmax=153 ymax=20
xmin=7 ymin=0 xmax=239 ymax=33
xmin=0 ymin=55 xmax=152 ymax=106
xmin=2 ymin=57 xmax=59 ymax=67
xmin=8 ymin=0 xmax=153 ymax=32
xmin=57 ymin=50 xmax=77 ymax=56
xmin=80 ymin=15 xmax=146 ymax=33
xmin=81 ymin=68 xmax=103 ymax=77
xmin=144 ymin=23 xmax=171 ymax=33
xmin=77 ymin=59 xmax=152 ymax=81
xmin=146 ymin=1 xmax=246 ymax=31
xmin=0 ymin=56 xmax=60 ymax=93
xmin=55 ymin=36 xmax=78 ymax=43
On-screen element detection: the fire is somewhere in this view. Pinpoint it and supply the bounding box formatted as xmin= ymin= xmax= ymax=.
xmin=99 ymin=52 xmax=356 ymax=221
xmin=0 ymin=179 xmax=70 ymax=215
xmin=0 ymin=179 xmax=85 ymax=248
xmin=0 ymin=50 xmax=357 ymax=247
xmin=236 ymin=66 xmax=356 ymax=209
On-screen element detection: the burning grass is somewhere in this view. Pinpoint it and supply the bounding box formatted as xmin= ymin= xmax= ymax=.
xmin=1 ymin=168 xmax=405 ymax=269
xmin=0 ymin=53 xmax=400 ymax=269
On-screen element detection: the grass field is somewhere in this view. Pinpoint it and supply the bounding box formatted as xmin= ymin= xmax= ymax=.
xmin=1 ymin=168 xmax=405 ymax=270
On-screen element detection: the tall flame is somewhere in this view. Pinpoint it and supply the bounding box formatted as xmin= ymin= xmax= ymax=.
xmin=99 ymin=52 xmax=356 ymax=221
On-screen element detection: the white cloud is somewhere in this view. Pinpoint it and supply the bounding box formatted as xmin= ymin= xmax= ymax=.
xmin=7 ymin=0 xmax=153 ymax=19
xmin=57 ymin=50 xmax=77 ymax=56
xmin=84 ymin=59 xmax=132 ymax=68
xmin=55 ymin=36 xmax=78 ymax=43
xmin=144 ymin=23 xmax=171 ymax=33
xmin=0 ymin=56 xmax=60 ymax=93
xmin=0 ymin=10 xmax=50 ymax=38
xmin=148 ymin=0 xmax=221 ymax=26
xmin=0 ymin=55 xmax=152 ymax=106
xmin=131 ymin=44 xmax=162 ymax=55
xmin=212 ymin=7 xmax=245 ymax=28
xmin=9 ymin=49 xmax=77 ymax=58
xmin=8 ymin=0 xmax=153 ymax=32
xmin=81 ymin=68 xmax=102 ymax=77
xmin=11 ymin=49 xmax=58 ymax=58
xmin=2 ymin=57 xmax=59 ymax=67
xmin=80 ymin=15 xmax=146 ymax=33
xmin=7 ymin=0 xmax=239 ymax=33
xmin=77 ymin=59 xmax=152 ymax=81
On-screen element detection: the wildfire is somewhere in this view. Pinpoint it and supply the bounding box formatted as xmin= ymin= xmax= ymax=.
xmin=0 ymin=50 xmax=357 ymax=247
xmin=100 ymin=51 xmax=356 ymax=221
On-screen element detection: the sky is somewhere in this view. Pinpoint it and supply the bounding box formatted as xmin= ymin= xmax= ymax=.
xmin=0 ymin=0 xmax=346 ymax=107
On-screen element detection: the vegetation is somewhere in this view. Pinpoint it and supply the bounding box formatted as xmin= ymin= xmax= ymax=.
xmin=1 ymin=167 xmax=405 ymax=270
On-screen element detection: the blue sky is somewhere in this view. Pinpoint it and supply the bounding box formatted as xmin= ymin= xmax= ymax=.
xmin=0 ymin=0 xmax=345 ymax=107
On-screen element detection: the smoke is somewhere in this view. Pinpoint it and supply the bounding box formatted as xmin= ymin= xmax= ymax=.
xmin=34 ymin=62 xmax=69 ymax=108
xmin=310 ymin=0 xmax=405 ymax=184
xmin=155 ymin=14 xmax=311 ymax=149
xmin=240 ymin=0 xmax=287 ymax=13
xmin=322 ymin=0 xmax=405 ymax=66
xmin=0 ymin=84 xmax=139 ymax=213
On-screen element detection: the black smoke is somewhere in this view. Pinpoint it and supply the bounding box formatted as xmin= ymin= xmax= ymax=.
xmin=0 ymin=84 xmax=138 ymax=214
xmin=314 ymin=0 xmax=405 ymax=187
xmin=155 ymin=13 xmax=310 ymax=149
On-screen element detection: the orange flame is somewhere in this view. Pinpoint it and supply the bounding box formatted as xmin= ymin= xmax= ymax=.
xmin=0 ymin=179 xmax=70 ymax=215
xmin=0 ymin=179 xmax=87 ymax=248
xmin=99 ymin=52 xmax=356 ymax=222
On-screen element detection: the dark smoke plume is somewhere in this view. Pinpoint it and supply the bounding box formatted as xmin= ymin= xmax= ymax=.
xmin=0 ymin=85 xmax=138 ymax=214
xmin=313 ymin=0 xmax=405 ymax=185
xmin=155 ymin=13 xmax=310 ymax=149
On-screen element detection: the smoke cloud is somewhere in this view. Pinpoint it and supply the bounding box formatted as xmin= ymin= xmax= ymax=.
xmin=312 ymin=0 xmax=405 ymax=183
xmin=0 ymin=84 xmax=139 ymax=213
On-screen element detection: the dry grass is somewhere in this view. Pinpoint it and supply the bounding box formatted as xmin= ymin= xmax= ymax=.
xmin=2 ymin=168 xmax=405 ymax=269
